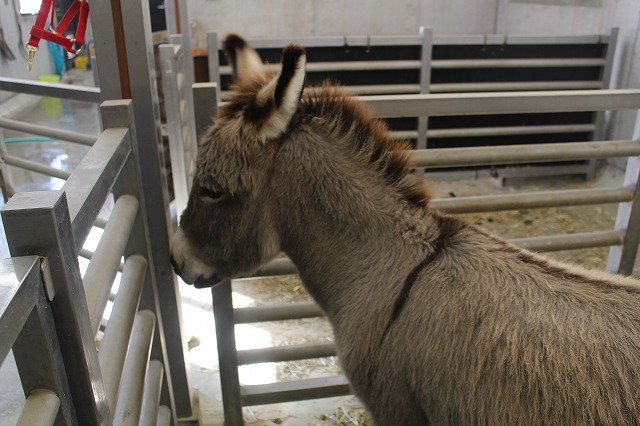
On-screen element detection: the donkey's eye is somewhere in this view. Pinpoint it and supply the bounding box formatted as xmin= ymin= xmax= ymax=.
xmin=199 ymin=186 xmax=226 ymax=201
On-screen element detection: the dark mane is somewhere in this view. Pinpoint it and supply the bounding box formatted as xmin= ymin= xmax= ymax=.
xmin=299 ymin=83 xmax=432 ymax=209
xmin=218 ymin=79 xmax=432 ymax=209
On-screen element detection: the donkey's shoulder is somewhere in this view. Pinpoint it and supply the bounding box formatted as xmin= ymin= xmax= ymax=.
xmin=462 ymin=222 xmax=640 ymax=294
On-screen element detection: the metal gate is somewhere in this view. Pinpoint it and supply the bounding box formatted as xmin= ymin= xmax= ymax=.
xmin=201 ymin=87 xmax=640 ymax=425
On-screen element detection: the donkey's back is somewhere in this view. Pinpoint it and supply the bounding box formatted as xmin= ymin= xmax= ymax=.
xmin=354 ymin=220 xmax=640 ymax=425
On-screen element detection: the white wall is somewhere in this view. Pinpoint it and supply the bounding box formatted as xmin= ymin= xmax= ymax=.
xmin=0 ymin=1 xmax=56 ymax=103
xmin=188 ymin=0 xmax=499 ymax=45
xmin=187 ymin=0 xmax=639 ymax=144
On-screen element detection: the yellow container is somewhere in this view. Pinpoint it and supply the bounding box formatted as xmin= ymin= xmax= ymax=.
xmin=39 ymin=74 xmax=61 ymax=83
xmin=73 ymin=56 xmax=88 ymax=69
xmin=38 ymin=75 xmax=62 ymax=115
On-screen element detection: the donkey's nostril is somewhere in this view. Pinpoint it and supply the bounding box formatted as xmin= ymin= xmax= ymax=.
xmin=169 ymin=255 xmax=181 ymax=274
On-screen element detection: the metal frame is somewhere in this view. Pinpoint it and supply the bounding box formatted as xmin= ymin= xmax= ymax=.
xmin=89 ymin=0 xmax=194 ymax=418
xmin=160 ymin=35 xmax=199 ymax=216
xmin=204 ymin=28 xmax=617 ymax=182
xmin=1 ymin=100 xmax=175 ymax=424
xmin=0 ymin=256 xmax=76 ymax=424
xmin=0 ymin=0 xmax=193 ymax=422
xmin=0 ymin=76 xmax=101 ymax=201
xmin=203 ymin=85 xmax=640 ymax=425
xmin=206 ymin=29 xmax=429 ymax=98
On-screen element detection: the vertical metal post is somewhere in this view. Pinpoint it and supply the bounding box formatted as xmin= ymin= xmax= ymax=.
xmin=416 ymin=27 xmax=433 ymax=175
xmin=169 ymin=34 xmax=198 ymax=195
xmin=192 ymin=83 xmax=218 ymax=140
xmin=607 ymin=110 xmax=640 ymax=275
xmin=86 ymin=0 xmax=123 ymax=101
xmin=2 ymin=256 xmax=77 ymax=425
xmin=164 ymin=0 xmax=179 ymax=35
xmin=588 ymin=27 xmax=620 ymax=179
xmin=177 ymin=0 xmax=195 ymax=83
xmin=101 ymin=99 xmax=185 ymax=422
xmin=212 ymin=280 xmax=244 ymax=426
xmin=119 ymin=0 xmax=194 ymax=417
xmin=113 ymin=310 xmax=156 ymax=426
xmin=0 ymin=129 xmax=16 ymax=202
xmin=160 ymin=42 xmax=191 ymax=216
xmin=2 ymin=191 xmax=112 ymax=423
xmin=206 ymin=32 xmax=222 ymax=102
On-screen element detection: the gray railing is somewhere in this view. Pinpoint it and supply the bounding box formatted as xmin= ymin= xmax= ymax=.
xmin=0 ymin=76 xmax=101 ymax=201
xmin=0 ymin=256 xmax=75 ymax=424
xmin=193 ymin=86 xmax=640 ymax=425
xmin=205 ymin=28 xmax=618 ymax=181
xmin=1 ymin=100 xmax=185 ymax=424
xmin=160 ymin=34 xmax=198 ymax=216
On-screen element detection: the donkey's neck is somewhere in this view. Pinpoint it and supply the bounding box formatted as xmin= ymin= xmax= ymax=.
xmin=274 ymin=130 xmax=439 ymax=322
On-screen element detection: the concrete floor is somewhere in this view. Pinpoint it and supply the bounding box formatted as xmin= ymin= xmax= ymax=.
xmin=0 ymin=69 xmax=636 ymax=426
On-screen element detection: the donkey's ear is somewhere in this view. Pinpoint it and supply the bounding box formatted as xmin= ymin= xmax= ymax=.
xmin=223 ymin=34 xmax=265 ymax=82
xmin=251 ymin=45 xmax=306 ymax=141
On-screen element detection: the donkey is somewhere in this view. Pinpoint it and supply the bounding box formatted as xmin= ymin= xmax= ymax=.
xmin=171 ymin=34 xmax=640 ymax=425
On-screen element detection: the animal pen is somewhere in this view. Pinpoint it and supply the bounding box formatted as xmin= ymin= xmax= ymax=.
xmin=0 ymin=0 xmax=193 ymax=423
xmin=1 ymin=0 xmax=640 ymax=424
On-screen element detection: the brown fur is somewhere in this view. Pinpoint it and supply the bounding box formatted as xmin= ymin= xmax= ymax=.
xmin=172 ymin=36 xmax=640 ymax=425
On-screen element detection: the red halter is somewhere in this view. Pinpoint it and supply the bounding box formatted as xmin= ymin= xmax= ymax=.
xmin=26 ymin=0 xmax=90 ymax=70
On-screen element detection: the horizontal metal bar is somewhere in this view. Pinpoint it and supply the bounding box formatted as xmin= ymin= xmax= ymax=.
xmin=99 ymin=255 xmax=147 ymax=410
xmin=234 ymin=301 xmax=323 ymax=324
xmin=341 ymin=84 xmax=420 ymax=95
xmin=79 ymin=249 xmax=125 ymax=274
xmin=63 ymin=127 xmax=132 ymax=252
xmin=237 ymin=342 xmax=336 ymax=365
xmin=411 ymin=140 xmax=640 ymax=168
xmin=0 ymin=256 xmax=40 ymax=362
xmin=426 ymin=124 xmax=596 ymax=139
xmin=303 ymin=60 xmax=422 ymax=72
xmin=254 ymin=257 xmax=298 ymax=276
xmin=157 ymin=406 xmax=171 ymax=426
xmin=114 ymin=310 xmax=156 ymax=425
xmin=85 ymin=194 xmax=139 ymax=335
xmin=220 ymin=59 xmax=422 ymax=75
xmin=0 ymin=117 xmax=97 ymax=146
xmin=217 ymin=33 xmax=609 ymax=50
xmin=431 ymin=187 xmax=634 ymax=214
xmin=362 ymin=89 xmax=640 ymax=118
xmin=3 ymin=155 xmax=71 ymax=180
xmin=139 ymin=360 xmax=164 ymax=426
xmin=514 ymin=231 xmax=624 ymax=252
xmin=16 ymin=389 xmax=60 ymax=426
xmin=433 ymin=33 xmax=608 ymax=46
xmin=390 ymin=130 xmax=418 ymax=140
xmin=222 ymin=84 xmax=421 ymax=100
xmin=432 ymin=58 xmax=606 ymax=69
xmin=0 ymin=77 xmax=101 ymax=103
xmin=217 ymin=34 xmax=423 ymax=50
xmin=240 ymin=376 xmax=350 ymax=406
xmin=430 ymin=81 xmax=603 ymax=93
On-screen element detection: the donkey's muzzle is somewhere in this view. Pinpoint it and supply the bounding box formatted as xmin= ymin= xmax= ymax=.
xmin=170 ymin=254 xmax=222 ymax=288
xmin=194 ymin=274 xmax=224 ymax=288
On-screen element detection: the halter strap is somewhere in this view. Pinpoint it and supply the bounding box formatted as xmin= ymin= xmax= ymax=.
xmin=26 ymin=0 xmax=90 ymax=69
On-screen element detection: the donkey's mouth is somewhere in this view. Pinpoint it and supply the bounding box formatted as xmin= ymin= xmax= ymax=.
xmin=194 ymin=274 xmax=224 ymax=289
